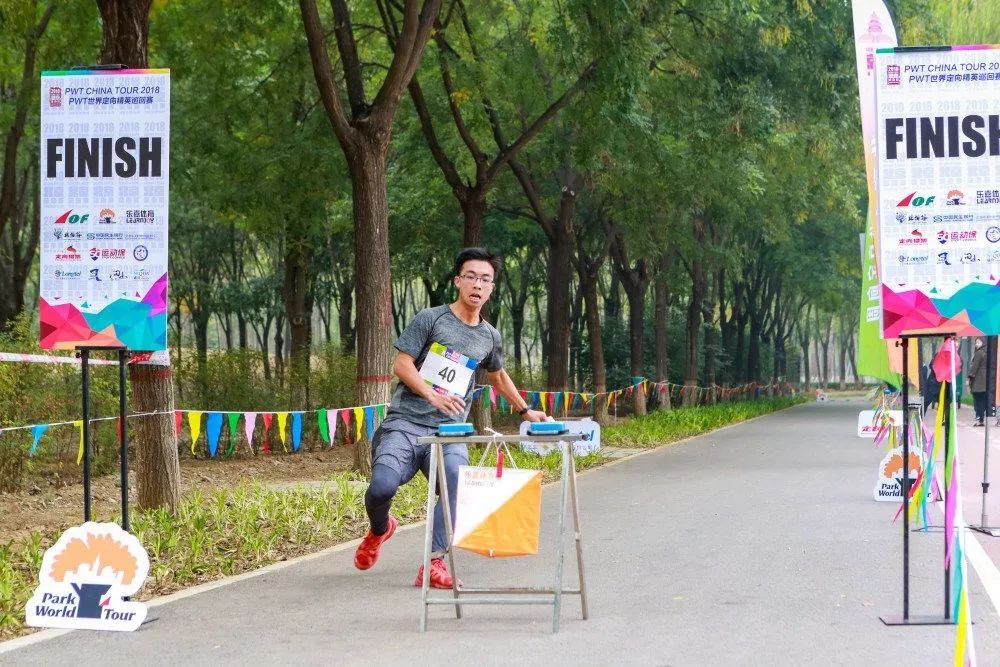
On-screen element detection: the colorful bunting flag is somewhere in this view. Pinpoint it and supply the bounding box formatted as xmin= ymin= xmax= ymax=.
xmin=277 ymin=412 xmax=289 ymax=452
xmin=353 ymin=407 xmax=364 ymax=442
xmin=244 ymin=412 xmax=257 ymax=454
xmin=187 ymin=411 xmax=203 ymax=455
xmin=340 ymin=409 xmax=352 ymax=443
xmin=226 ymin=412 xmax=240 ymax=457
xmin=30 ymin=424 xmax=48 ymax=456
xmin=317 ymin=409 xmax=330 ymax=443
xmin=291 ymin=412 xmax=302 ymax=452
xmin=364 ymin=405 xmax=376 ymax=441
xmin=174 ymin=410 xmax=182 ymax=437
xmin=327 ymin=409 xmax=339 ymax=446
xmin=74 ymin=420 xmax=84 ymax=465
xmin=206 ymin=412 xmax=224 ymax=458
xmin=261 ymin=413 xmax=273 ymax=454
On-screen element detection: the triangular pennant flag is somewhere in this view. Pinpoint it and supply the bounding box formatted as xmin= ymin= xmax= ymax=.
xmin=317 ymin=409 xmax=330 ymax=444
xmin=187 ymin=411 xmax=203 ymax=455
xmin=932 ymin=338 xmax=962 ymax=382
xmin=277 ymin=412 xmax=289 ymax=452
xmin=291 ymin=412 xmax=303 ymax=452
xmin=226 ymin=412 xmax=240 ymax=457
xmin=244 ymin=412 xmax=257 ymax=454
xmin=206 ymin=412 xmax=224 ymax=458
xmin=30 ymin=424 xmax=48 ymax=456
xmin=489 ymin=386 xmax=497 ymax=410
xmin=353 ymin=407 xmax=364 ymax=442
xmin=376 ymin=403 xmax=387 ymax=422
xmin=327 ymin=409 xmax=339 ymax=446
xmin=553 ymin=392 xmax=562 ymax=415
xmin=340 ymin=409 xmax=352 ymax=443
xmin=539 ymin=392 xmax=547 ymax=411
xmin=261 ymin=413 xmax=273 ymax=454
xmin=75 ymin=420 xmax=84 ymax=465
xmin=364 ymin=405 xmax=376 ymax=441
xmin=174 ymin=410 xmax=182 ymax=437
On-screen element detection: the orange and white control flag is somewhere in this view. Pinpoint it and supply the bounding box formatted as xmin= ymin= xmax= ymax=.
xmin=453 ymin=466 xmax=542 ymax=558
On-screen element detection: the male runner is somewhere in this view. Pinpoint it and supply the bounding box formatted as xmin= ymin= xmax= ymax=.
xmin=354 ymin=248 xmax=548 ymax=588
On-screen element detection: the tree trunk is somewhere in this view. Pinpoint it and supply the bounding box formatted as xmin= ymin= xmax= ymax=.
xmin=460 ymin=193 xmax=486 ymax=248
xmin=97 ymin=0 xmax=152 ymax=66
xmin=284 ymin=246 xmax=312 ymax=407
xmin=747 ymin=321 xmax=762 ymax=383
xmin=683 ymin=260 xmax=705 ymax=405
xmin=579 ymin=267 xmax=608 ymax=423
xmin=798 ymin=305 xmax=812 ymax=390
xmin=337 ymin=277 xmax=355 ymax=354
xmin=299 ymin=0 xmax=441 ymax=474
xmin=346 ymin=137 xmax=394 ymax=476
xmin=623 ymin=278 xmax=647 ymax=415
xmin=546 ymin=214 xmax=573 ymax=390
xmin=97 ymin=0 xmax=180 ymax=513
xmin=130 ymin=360 xmax=180 ymax=513
xmin=274 ymin=312 xmax=285 ymax=389
xmin=237 ymin=311 xmax=248 ymax=349
xmin=193 ymin=310 xmax=209 ymax=385
xmin=654 ymin=256 xmax=671 ymax=410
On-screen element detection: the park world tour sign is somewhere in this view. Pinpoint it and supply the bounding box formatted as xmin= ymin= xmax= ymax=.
xmin=25 ymin=522 xmax=149 ymax=632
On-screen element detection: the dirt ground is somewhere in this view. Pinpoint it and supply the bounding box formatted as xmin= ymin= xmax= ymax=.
xmin=0 ymin=445 xmax=356 ymax=543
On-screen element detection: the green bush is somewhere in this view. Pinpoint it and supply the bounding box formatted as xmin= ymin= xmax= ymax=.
xmin=603 ymin=396 xmax=807 ymax=448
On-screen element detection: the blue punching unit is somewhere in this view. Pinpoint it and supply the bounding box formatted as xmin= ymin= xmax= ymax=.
xmin=437 ymin=422 xmax=475 ymax=437
xmin=528 ymin=421 xmax=568 ymax=435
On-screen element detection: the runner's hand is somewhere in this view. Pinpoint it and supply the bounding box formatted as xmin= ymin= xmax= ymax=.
xmin=523 ymin=409 xmax=549 ymax=423
xmin=427 ymin=391 xmax=465 ymax=417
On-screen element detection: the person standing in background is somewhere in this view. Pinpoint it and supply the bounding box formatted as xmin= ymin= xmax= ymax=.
xmin=969 ymin=337 xmax=987 ymax=426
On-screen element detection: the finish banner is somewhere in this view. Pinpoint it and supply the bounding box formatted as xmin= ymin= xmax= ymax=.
xmin=875 ymin=47 xmax=1000 ymax=337
xmin=38 ymin=69 xmax=169 ymax=350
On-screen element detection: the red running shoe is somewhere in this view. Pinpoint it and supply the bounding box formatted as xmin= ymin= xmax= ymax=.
xmin=414 ymin=558 xmax=463 ymax=589
xmin=354 ymin=515 xmax=397 ymax=570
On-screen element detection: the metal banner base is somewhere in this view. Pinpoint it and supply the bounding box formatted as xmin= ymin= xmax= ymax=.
xmin=880 ymin=615 xmax=956 ymax=626
xmin=415 ymin=433 xmax=589 ymax=633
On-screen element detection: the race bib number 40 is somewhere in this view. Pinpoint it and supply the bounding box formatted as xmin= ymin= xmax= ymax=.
xmin=420 ymin=342 xmax=477 ymax=396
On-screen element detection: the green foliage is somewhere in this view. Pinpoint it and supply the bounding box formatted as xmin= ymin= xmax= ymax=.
xmin=604 ymin=396 xmax=807 ymax=448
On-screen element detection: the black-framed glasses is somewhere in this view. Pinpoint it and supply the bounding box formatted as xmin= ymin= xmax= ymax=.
xmin=459 ymin=273 xmax=494 ymax=285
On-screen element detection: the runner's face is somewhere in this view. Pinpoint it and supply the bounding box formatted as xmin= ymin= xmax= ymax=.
xmin=454 ymin=259 xmax=495 ymax=310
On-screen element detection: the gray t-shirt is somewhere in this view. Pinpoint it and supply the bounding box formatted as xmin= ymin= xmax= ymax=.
xmin=388 ymin=305 xmax=504 ymax=426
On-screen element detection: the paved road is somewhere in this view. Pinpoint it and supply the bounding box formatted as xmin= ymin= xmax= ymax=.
xmin=4 ymin=399 xmax=999 ymax=666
